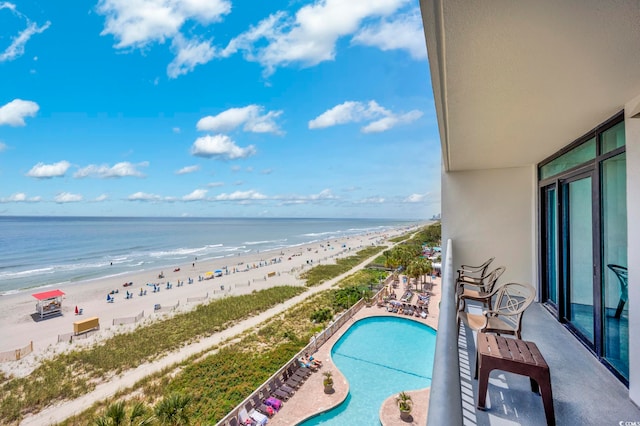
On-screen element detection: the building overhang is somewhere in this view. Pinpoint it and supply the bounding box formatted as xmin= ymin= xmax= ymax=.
xmin=420 ymin=0 xmax=640 ymax=172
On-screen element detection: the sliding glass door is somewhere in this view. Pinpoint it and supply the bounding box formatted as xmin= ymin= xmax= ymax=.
xmin=539 ymin=113 xmax=627 ymax=382
xmin=563 ymin=174 xmax=595 ymax=344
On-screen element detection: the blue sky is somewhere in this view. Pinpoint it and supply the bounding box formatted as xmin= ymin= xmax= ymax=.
xmin=0 ymin=0 xmax=440 ymax=219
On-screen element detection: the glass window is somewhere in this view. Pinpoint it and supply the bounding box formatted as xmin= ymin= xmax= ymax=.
xmin=602 ymin=152 xmax=628 ymax=379
xmin=539 ymin=138 xmax=596 ymax=180
xmin=601 ymin=121 xmax=625 ymax=154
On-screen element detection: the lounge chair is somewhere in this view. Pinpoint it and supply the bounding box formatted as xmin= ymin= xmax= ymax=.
xmin=250 ymin=395 xmax=274 ymax=417
xmin=228 ymin=416 xmax=239 ymax=426
xmin=275 ymin=377 xmax=296 ymax=394
xmin=267 ymin=381 xmax=291 ymax=401
xmin=458 ymin=282 xmax=535 ymax=339
xmin=238 ymin=408 xmax=257 ymax=425
xmin=248 ymin=409 xmax=268 ymax=425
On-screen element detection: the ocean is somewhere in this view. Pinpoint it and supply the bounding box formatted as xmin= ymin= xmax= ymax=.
xmin=0 ymin=216 xmax=417 ymax=295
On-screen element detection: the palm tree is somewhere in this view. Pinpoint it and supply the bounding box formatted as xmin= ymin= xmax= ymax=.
xmin=154 ymin=394 xmax=192 ymax=426
xmin=94 ymin=400 xmax=153 ymax=426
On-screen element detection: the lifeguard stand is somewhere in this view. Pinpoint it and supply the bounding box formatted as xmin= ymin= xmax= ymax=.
xmin=32 ymin=289 xmax=65 ymax=319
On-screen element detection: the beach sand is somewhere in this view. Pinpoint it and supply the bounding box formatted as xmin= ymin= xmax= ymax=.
xmin=0 ymin=226 xmax=415 ymax=378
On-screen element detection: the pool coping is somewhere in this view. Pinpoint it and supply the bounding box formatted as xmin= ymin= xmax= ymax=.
xmin=268 ymin=277 xmax=441 ymax=426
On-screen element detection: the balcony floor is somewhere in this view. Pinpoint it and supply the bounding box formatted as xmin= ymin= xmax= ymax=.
xmin=459 ymin=302 xmax=640 ymax=425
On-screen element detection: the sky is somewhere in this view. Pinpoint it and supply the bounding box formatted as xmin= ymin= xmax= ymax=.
xmin=0 ymin=0 xmax=440 ymax=219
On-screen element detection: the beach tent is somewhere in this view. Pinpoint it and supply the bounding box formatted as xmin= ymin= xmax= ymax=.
xmin=32 ymin=289 xmax=65 ymax=319
xmin=214 ymin=269 xmax=223 ymax=277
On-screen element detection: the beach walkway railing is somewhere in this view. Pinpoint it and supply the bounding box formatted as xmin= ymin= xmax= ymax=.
xmin=187 ymin=293 xmax=208 ymax=303
xmin=154 ymin=300 xmax=180 ymax=313
xmin=0 ymin=341 xmax=33 ymax=362
xmin=113 ymin=310 xmax=145 ymax=326
xmin=57 ymin=330 xmax=100 ymax=344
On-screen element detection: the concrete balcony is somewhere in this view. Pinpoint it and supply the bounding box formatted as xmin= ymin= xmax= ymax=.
xmin=458 ymin=302 xmax=640 ymax=425
xmin=428 ymin=240 xmax=640 ymax=425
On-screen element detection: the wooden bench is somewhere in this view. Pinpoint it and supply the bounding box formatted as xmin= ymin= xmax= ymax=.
xmin=475 ymin=332 xmax=555 ymax=425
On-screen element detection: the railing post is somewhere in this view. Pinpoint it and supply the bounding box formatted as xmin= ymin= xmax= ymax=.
xmin=427 ymin=239 xmax=462 ymax=426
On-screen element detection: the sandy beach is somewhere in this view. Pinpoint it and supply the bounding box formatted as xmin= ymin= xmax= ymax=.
xmin=0 ymin=226 xmax=415 ymax=379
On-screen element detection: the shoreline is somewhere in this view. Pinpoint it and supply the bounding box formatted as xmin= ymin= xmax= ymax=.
xmin=0 ymin=225 xmax=422 ymax=378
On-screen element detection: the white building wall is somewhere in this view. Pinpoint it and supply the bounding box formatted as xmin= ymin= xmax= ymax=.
xmin=624 ymin=94 xmax=640 ymax=405
xmin=441 ymin=165 xmax=536 ymax=289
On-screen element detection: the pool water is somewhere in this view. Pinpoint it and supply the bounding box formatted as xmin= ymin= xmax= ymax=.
xmin=299 ymin=316 xmax=437 ymax=425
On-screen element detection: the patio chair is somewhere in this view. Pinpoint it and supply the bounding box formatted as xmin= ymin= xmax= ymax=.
xmin=457 ymin=257 xmax=495 ymax=282
xmin=607 ymin=264 xmax=628 ymax=319
xmin=457 ymin=266 xmax=506 ymax=311
xmin=458 ymin=282 xmax=535 ymax=339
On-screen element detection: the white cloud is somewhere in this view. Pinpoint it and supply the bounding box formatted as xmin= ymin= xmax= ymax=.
xmin=351 ymin=9 xmax=427 ymax=60
xmin=0 ymin=192 xmax=41 ymax=203
xmin=94 ymin=194 xmax=109 ymax=202
xmin=26 ymin=160 xmax=70 ymax=178
xmin=261 ymin=169 xmax=273 ymax=175
xmin=97 ymin=0 xmax=230 ymax=77
xmin=191 ymin=134 xmax=256 ymax=159
xmin=404 ymin=193 xmax=426 ymax=203
xmin=175 ymin=165 xmax=200 ymax=175
xmin=0 ymin=99 xmax=39 ymax=126
xmin=361 ymin=110 xmax=422 ymax=133
xmin=74 ymin=161 xmax=148 ymax=178
xmin=221 ymin=0 xmax=408 ymax=75
xmin=127 ymin=191 xmax=162 ymax=201
xmin=278 ymin=189 xmax=338 ymax=205
xmin=172 ymin=127 xmax=181 ymax=133
xmin=196 ymin=105 xmax=283 ymax=134
xmin=167 ymin=34 xmax=215 ymax=78
xmin=182 ymin=189 xmax=207 ymax=201
xmin=309 ymin=100 xmax=421 ymax=133
xmin=0 ymin=3 xmax=50 ymax=62
xmin=214 ymin=190 xmax=267 ymax=201
xmin=356 ymin=196 xmax=385 ymax=204
xmin=0 ymin=141 xmax=6 ymax=152
xmin=54 ymin=192 xmax=83 ymax=203
xmin=308 ymin=100 xmax=387 ymax=129
xmin=207 ymin=181 xmax=224 ymax=187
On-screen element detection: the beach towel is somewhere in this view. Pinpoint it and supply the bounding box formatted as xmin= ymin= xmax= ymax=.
xmin=249 ymin=409 xmax=268 ymax=425
xmin=264 ymin=396 xmax=282 ymax=411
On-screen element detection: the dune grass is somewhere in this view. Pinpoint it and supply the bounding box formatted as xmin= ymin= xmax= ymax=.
xmin=0 ymin=285 xmax=305 ymax=424
xmin=300 ymin=246 xmax=383 ymax=286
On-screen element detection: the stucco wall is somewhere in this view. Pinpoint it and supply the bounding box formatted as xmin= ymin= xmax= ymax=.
xmin=624 ymin=94 xmax=640 ymax=405
xmin=441 ymin=165 xmax=536 ymax=290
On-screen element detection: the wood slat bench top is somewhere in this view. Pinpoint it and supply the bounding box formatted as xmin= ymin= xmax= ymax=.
xmin=478 ymin=332 xmax=548 ymax=368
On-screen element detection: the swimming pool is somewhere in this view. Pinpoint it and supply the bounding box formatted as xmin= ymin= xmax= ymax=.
xmin=299 ymin=316 xmax=436 ymax=425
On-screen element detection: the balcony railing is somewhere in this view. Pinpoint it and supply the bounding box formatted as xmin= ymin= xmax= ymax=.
xmin=426 ymin=238 xmax=463 ymax=425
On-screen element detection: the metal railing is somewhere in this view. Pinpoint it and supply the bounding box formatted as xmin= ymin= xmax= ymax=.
xmin=426 ymin=238 xmax=463 ymax=425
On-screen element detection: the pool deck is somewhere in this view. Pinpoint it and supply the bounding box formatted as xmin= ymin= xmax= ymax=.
xmin=269 ymin=276 xmax=441 ymax=426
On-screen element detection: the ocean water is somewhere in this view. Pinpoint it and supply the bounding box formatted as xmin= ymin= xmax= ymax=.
xmin=0 ymin=217 xmax=416 ymax=295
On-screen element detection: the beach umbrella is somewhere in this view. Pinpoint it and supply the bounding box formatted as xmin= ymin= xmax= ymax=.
xmin=205 ymin=271 xmax=213 ymax=276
